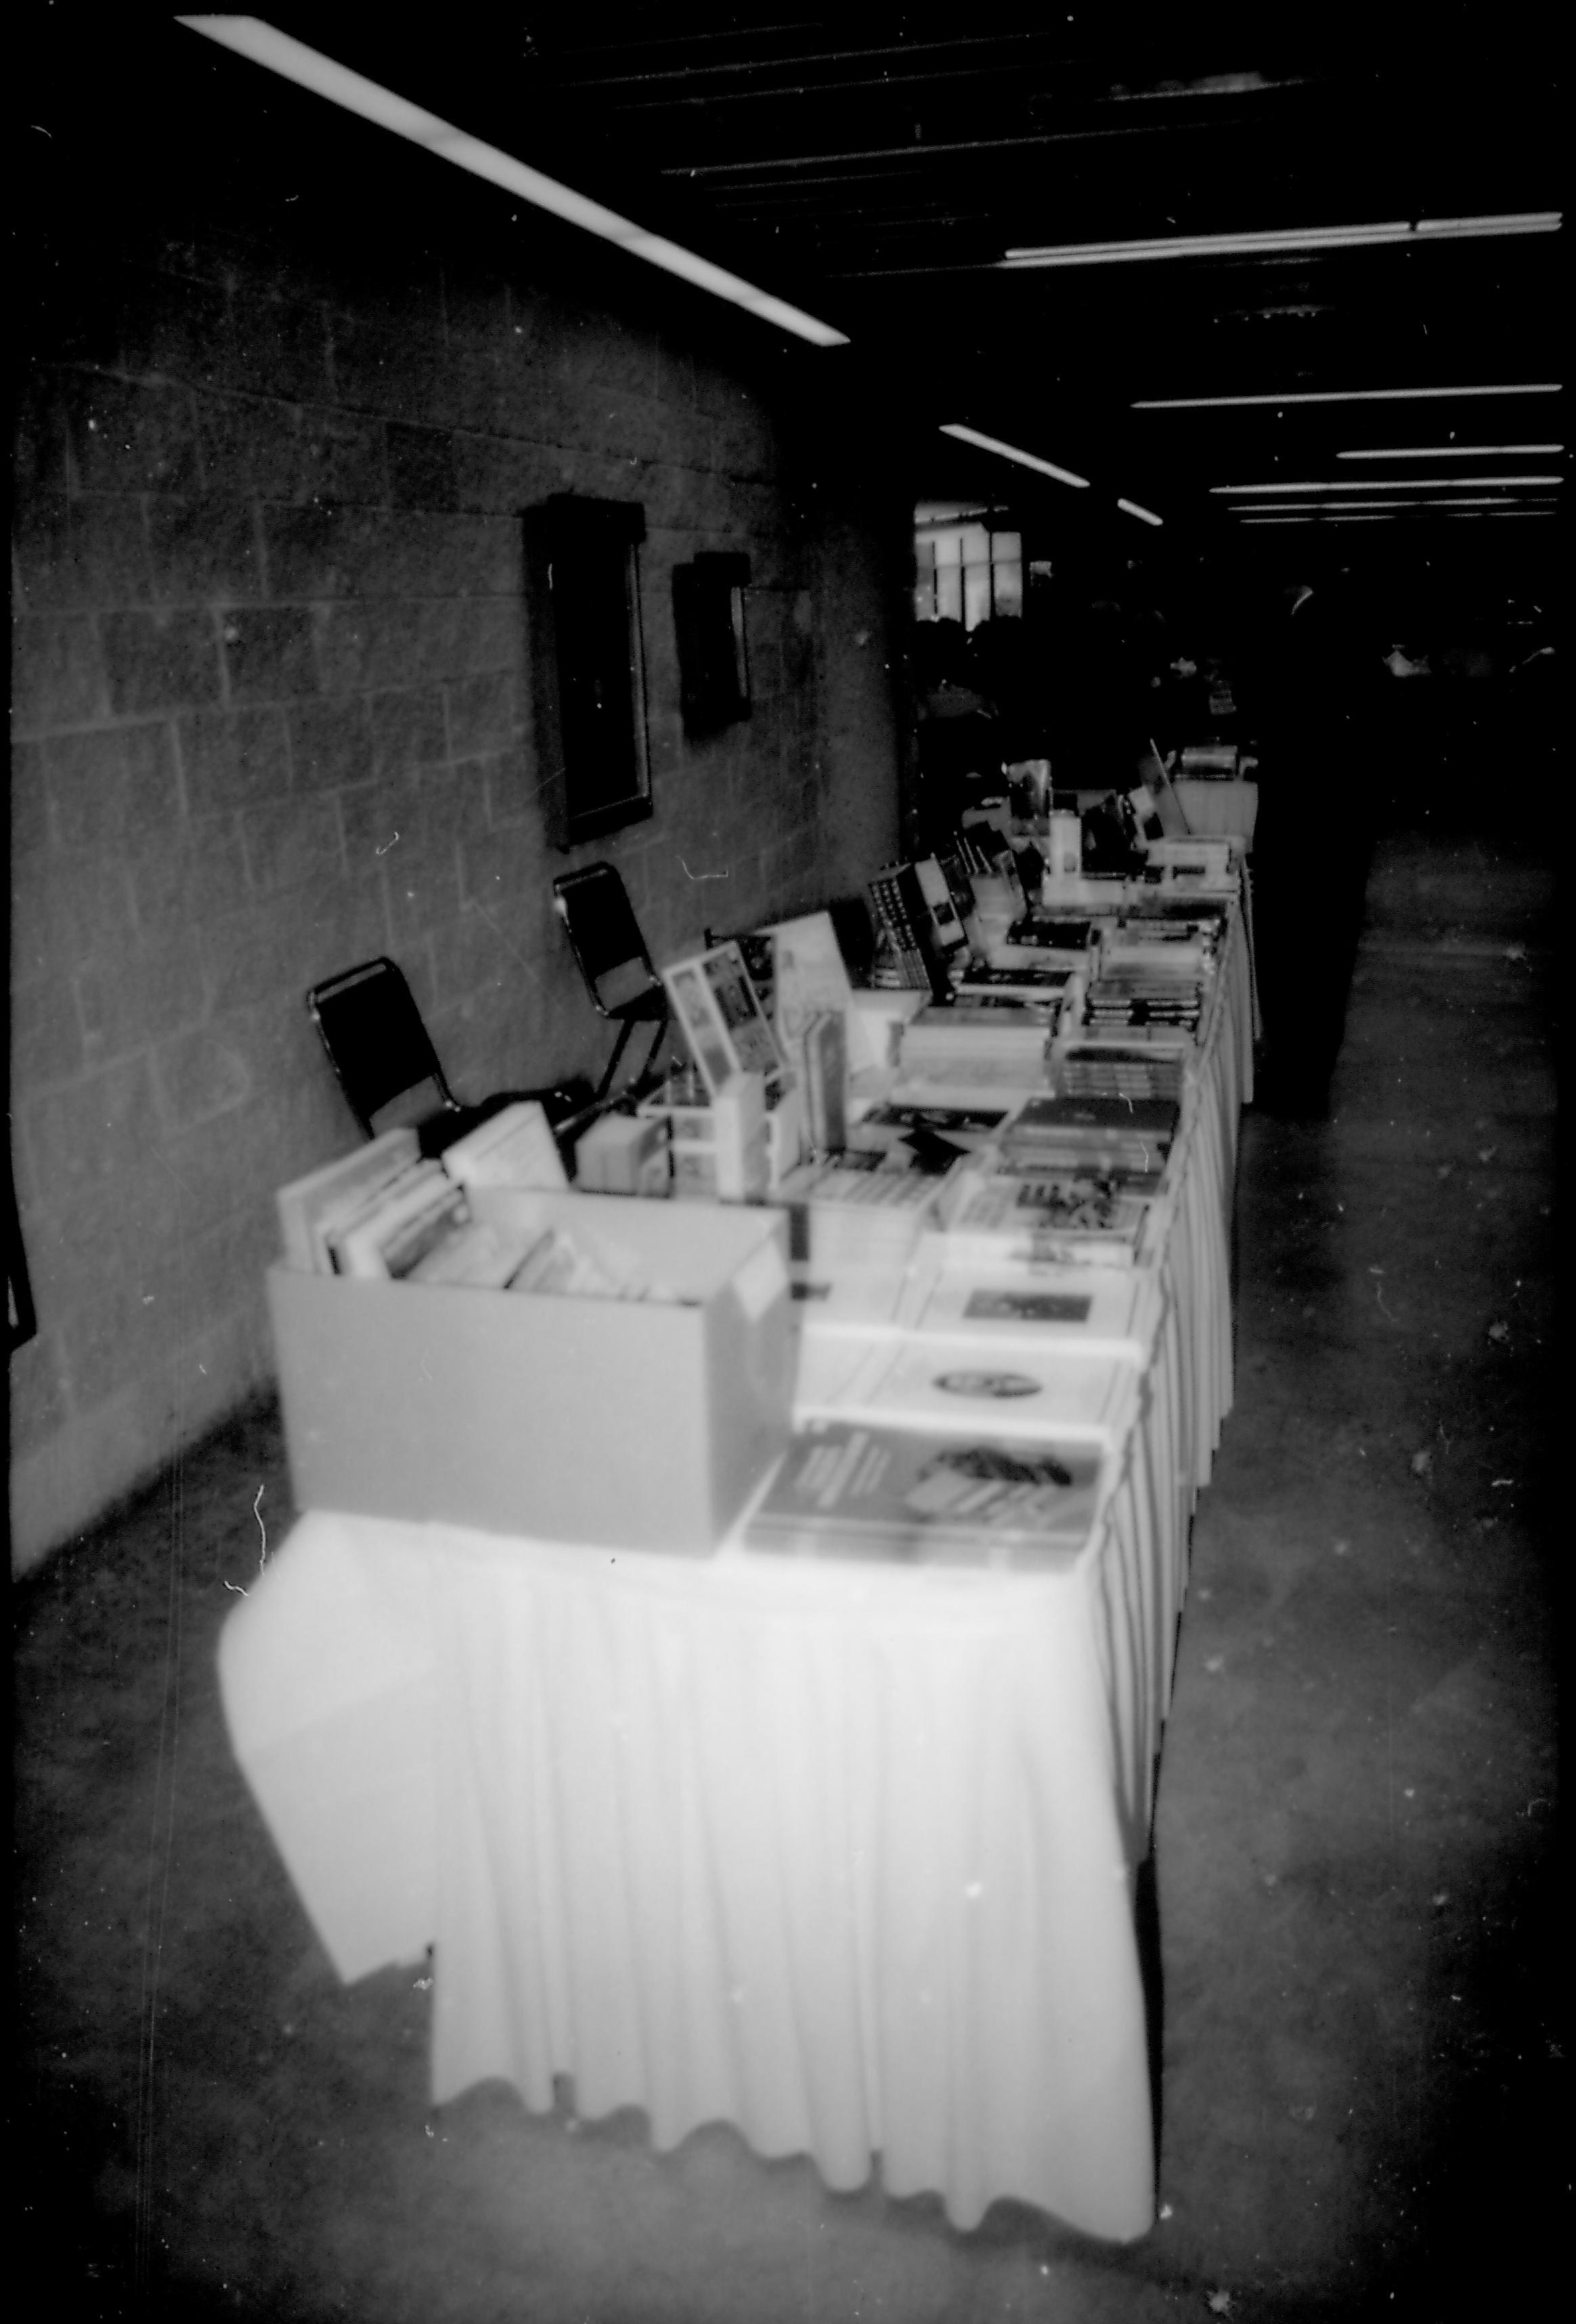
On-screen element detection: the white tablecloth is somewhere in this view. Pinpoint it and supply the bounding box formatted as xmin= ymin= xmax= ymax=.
xmin=221 ymin=1480 xmax=1164 ymax=2241
xmin=221 ymin=876 xmax=1254 ymax=2245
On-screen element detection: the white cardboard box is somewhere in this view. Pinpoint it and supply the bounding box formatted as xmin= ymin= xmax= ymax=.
xmin=268 ymin=1188 xmax=793 ymax=1553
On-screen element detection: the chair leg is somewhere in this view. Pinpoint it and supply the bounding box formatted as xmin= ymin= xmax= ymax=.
xmin=594 ymin=1018 xmax=637 ymax=1105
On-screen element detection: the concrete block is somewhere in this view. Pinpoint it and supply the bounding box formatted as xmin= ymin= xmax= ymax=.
xmin=10 ymin=977 xmax=85 ymax=1092
xmin=197 ymin=392 xmax=301 ymax=500
xmin=116 ymin=266 xmax=229 ymax=388
xmin=286 ymin=697 xmax=375 ymax=792
xmin=219 ymin=295 xmax=332 ymax=406
xmin=11 ymin=741 xmax=51 ymax=859
xmin=202 ymin=870 xmax=388 ymax=1014
xmin=13 ymin=492 xmax=154 ymax=615
xmin=101 ymin=607 xmax=223 ymax=715
xmin=477 ymin=746 xmax=533 ymax=830
xmin=313 ymin=601 xmax=424 ymax=695
xmin=328 ymin=314 xmax=427 ymax=425
xmin=221 ymin=606 xmax=320 ymax=704
xmin=178 ymin=705 xmax=292 ymax=814
xmin=11 ymin=614 xmax=110 ymax=733
xmin=296 ymin=408 xmax=389 ymax=507
xmin=260 ymin=502 xmax=359 ymax=599
xmin=7 ymin=1329 xmax=70 ymax=1463
xmin=338 ymin=778 xmax=417 ymax=867
xmin=129 ymin=815 xmax=251 ymax=936
xmin=242 ymin=795 xmax=346 ymax=897
xmin=77 ymin=925 xmax=209 ymax=1060
xmin=417 ymin=763 xmax=493 ymax=854
xmin=445 ymin=670 xmax=518 ymax=758
xmin=454 ymin=433 xmax=569 ymax=515
xmin=9 ymin=853 xmax=137 ymax=982
xmin=382 ymin=834 xmax=465 ymax=952
xmin=18 ymin=1054 xmax=163 ymax=1206
xmin=45 ymin=721 xmax=181 ymax=849
xmin=368 ymin=685 xmax=447 ymax=777
xmin=418 ymin=596 xmax=517 ymax=679
xmin=387 ymin=423 xmax=460 ymax=513
xmin=145 ymin=496 xmax=262 ymax=603
xmin=154 ymin=1023 xmax=255 ymax=1132
xmin=64 ymin=374 xmax=200 ymax=497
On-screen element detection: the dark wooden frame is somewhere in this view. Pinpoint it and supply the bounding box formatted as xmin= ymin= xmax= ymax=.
xmin=523 ymin=495 xmax=653 ymax=849
xmin=673 ymin=551 xmax=751 ymax=736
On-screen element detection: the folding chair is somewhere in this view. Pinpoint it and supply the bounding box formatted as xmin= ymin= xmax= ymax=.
xmin=306 ymin=956 xmax=588 ymax=1155
xmin=551 ymin=863 xmax=670 ymax=1104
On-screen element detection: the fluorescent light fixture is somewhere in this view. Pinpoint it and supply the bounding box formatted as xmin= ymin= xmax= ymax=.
xmin=176 ymin=16 xmax=850 ymax=347
xmin=1004 ymin=214 xmax=1559 ymax=270
xmin=938 ymin=425 xmax=1090 ymax=488
xmin=1116 ymin=498 xmax=1163 ymax=526
xmin=1337 ymin=444 xmax=1564 ymax=460
xmin=1134 ymin=383 xmax=1562 ymax=410
xmin=1230 ymin=499 xmax=1418 ymax=513
xmin=1212 ymin=476 xmax=1562 ymax=494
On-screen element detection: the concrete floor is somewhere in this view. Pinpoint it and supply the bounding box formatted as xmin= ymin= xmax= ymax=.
xmin=14 ymin=826 xmax=1562 ymax=2323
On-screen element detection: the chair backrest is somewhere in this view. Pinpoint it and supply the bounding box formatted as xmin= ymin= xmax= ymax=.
xmin=306 ymin=957 xmax=454 ymax=1138
xmin=552 ymin=863 xmax=663 ymax=1019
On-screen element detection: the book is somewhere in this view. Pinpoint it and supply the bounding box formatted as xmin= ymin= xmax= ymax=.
xmin=956 ymin=962 xmax=1074 ymax=1006
xmin=441 ymin=1101 xmax=567 ymax=1191
xmin=275 ymin=1128 xmax=422 ymax=1274
xmin=1007 ymin=1094 xmax=1179 ymax=1147
xmin=332 ymin=1165 xmax=466 ymax=1279
xmin=745 ymin=1418 xmax=1105 ymax=1567
xmin=663 ymin=942 xmax=787 ymax=1102
xmin=809 ymin=1331 xmax=1135 ymax=1440
xmin=801 ymin=1009 xmax=848 ymax=1153
xmin=406 ymin=1213 xmax=547 ymax=1289
xmin=867 ymin=864 xmax=955 ymax=1001
xmin=913 ymin=856 xmax=971 ymax=965
xmin=895 ymin=1257 xmax=1158 ymax=1361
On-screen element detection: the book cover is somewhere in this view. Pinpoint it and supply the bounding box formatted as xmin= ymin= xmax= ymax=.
xmin=275 ymin=1128 xmax=421 ymax=1274
xmin=745 ymin=1418 xmax=1104 ymax=1566
xmin=826 ymin=1333 xmax=1133 ymax=1440
xmin=442 ymin=1102 xmax=567 ymax=1191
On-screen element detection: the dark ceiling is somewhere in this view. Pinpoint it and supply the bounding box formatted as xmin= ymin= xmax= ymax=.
xmin=20 ymin=7 xmax=1567 ymax=573
xmin=270 ymin=4 xmax=1564 ymax=562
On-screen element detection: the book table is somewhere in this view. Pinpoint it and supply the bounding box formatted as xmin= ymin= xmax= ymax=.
xmin=220 ymin=872 xmax=1254 ymax=2244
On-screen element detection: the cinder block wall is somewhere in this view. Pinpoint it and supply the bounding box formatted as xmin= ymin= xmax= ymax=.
xmin=9 ymin=102 xmax=907 ymax=1568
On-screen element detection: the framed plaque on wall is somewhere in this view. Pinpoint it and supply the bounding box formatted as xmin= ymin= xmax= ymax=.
xmin=523 ymin=495 xmax=653 ymax=849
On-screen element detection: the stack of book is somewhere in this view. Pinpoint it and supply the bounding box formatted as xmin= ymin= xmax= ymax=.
xmin=775 ymin=1150 xmax=955 ymax=1274
xmin=1082 ymin=964 xmax=1204 ymax=1039
xmin=1055 ymin=1044 xmax=1188 ymax=1104
xmin=1000 ymin=1093 xmax=1179 ymax=1178
xmin=894 ymin=1006 xmax=1051 ymax=1085
xmin=850 ymin=1097 xmax=1015 ymax=1157
xmin=999 ymin=913 xmax=1096 ymax=955
xmin=745 ymin=1417 xmax=1106 ymax=1569
xmin=932 ymin=1162 xmax=1156 ymax=1270
xmin=867 ymin=863 xmax=955 ymax=1000
xmin=953 ymin=960 xmax=1074 ymax=1017
xmin=274 ymin=1104 xmax=577 ymax=1290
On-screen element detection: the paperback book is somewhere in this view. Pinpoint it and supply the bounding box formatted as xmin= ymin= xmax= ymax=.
xmin=745 ymin=1418 xmax=1104 ymax=1567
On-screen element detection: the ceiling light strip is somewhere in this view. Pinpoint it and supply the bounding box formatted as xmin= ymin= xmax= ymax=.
xmin=1003 ymin=214 xmax=1559 ymax=270
xmin=1337 ymin=444 xmax=1564 ymax=460
xmin=1116 ymin=498 xmax=1163 ymax=526
xmin=1212 ymin=476 xmax=1562 ymax=494
xmin=939 ymin=425 xmax=1089 ymax=488
xmin=175 ymin=16 xmax=850 ymax=347
xmin=1135 ymin=384 xmax=1562 ymax=411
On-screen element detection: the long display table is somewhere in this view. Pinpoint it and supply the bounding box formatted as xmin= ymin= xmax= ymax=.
xmin=220 ymin=874 xmax=1253 ymax=2243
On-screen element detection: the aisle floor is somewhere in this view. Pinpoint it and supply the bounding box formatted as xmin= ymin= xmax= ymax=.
xmin=14 ymin=831 xmax=1562 ymax=2323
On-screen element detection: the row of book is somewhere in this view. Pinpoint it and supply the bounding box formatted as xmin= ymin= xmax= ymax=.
xmin=273 ymin=1103 xmax=679 ymax=1299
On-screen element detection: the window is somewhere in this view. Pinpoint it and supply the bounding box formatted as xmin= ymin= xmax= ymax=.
xmin=913 ymin=503 xmax=1023 ymax=628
